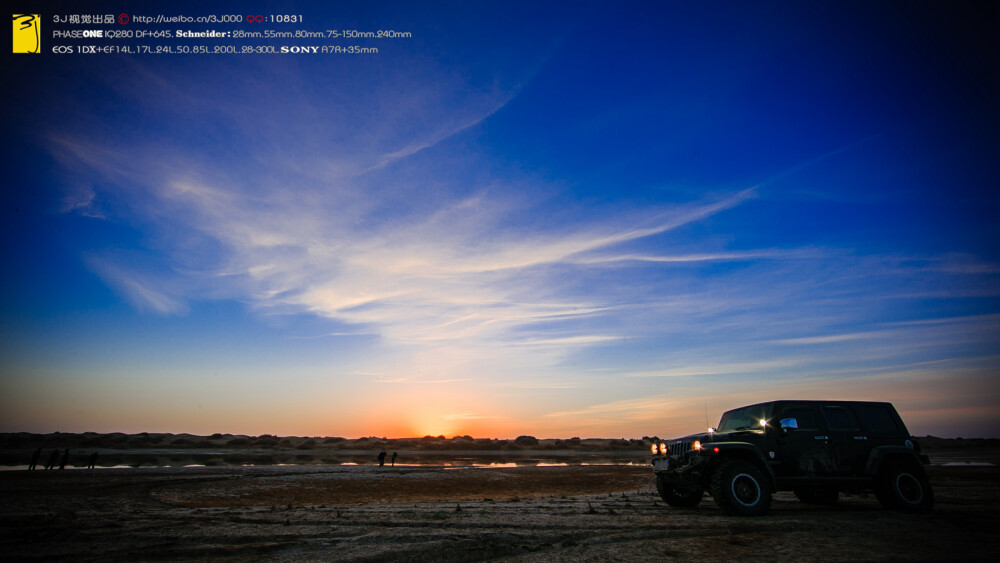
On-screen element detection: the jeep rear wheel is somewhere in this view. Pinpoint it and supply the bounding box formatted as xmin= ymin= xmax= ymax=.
xmin=656 ymin=474 xmax=703 ymax=507
xmin=710 ymin=459 xmax=772 ymax=516
xmin=876 ymin=462 xmax=933 ymax=512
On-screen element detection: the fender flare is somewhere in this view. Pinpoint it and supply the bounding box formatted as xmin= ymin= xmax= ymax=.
xmin=865 ymin=445 xmax=925 ymax=477
xmin=704 ymin=442 xmax=777 ymax=488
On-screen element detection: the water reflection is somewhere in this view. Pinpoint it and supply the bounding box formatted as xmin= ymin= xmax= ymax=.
xmin=0 ymin=452 xmax=648 ymax=470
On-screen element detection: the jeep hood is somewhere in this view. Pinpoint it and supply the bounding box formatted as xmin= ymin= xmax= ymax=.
xmin=669 ymin=429 xmax=759 ymax=443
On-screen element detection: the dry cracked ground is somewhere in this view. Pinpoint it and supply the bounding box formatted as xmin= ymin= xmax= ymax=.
xmin=1 ymin=463 xmax=998 ymax=561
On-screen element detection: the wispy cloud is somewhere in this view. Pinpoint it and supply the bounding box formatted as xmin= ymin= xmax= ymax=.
xmin=375 ymin=378 xmax=475 ymax=384
xmin=59 ymin=122 xmax=762 ymax=380
xmin=773 ymin=332 xmax=878 ymax=346
xmin=544 ymin=394 xmax=684 ymax=422
xmin=87 ymin=256 xmax=188 ymax=315
xmin=444 ymin=412 xmax=493 ymax=421
xmin=62 ymin=129 xmax=996 ymax=392
xmin=625 ymin=360 xmax=801 ymax=377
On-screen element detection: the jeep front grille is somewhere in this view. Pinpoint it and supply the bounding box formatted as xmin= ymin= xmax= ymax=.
xmin=669 ymin=441 xmax=691 ymax=456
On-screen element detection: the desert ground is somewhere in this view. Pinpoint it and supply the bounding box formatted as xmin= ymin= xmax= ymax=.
xmin=1 ymin=443 xmax=998 ymax=562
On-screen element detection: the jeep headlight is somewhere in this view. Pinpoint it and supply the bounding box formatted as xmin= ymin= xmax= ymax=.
xmin=659 ymin=443 xmax=666 ymax=455
xmin=650 ymin=443 xmax=658 ymax=455
xmin=693 ymin=440 xmax=702 ymax=451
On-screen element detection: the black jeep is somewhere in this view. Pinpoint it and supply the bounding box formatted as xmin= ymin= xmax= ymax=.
xmin=650 ymin=400 xmax=932 ymax=516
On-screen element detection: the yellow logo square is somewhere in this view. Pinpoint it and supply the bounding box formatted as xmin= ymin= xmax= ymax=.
xmin=13 ymin=14 xmax=40 ymax=53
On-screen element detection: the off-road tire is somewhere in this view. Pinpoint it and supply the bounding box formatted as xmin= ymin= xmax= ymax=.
xmin=875 ymin=461 xmax=933 ymax=512
xmin=710 ymin=459 xmax=772 ymax=516
xmin=793 ymin=487 xmax=839 ymax=505
xmin=656 ymin=474 xmax=703 ymax=507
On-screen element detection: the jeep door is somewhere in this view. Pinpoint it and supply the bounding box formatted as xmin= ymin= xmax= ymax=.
xmin=772 ymin=402 xmax=834 ymax=478
xmin=820 ymin=403 xmax=869 ymax=476
xmin=854 ymin=403 xmax=907 ymax=449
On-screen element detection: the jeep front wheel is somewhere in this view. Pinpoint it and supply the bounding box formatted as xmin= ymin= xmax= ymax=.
xmin=710 ymin=459 xmax=772 ymax=516
xmin=656 ymin=474 xmax=703 ymax=507
xmin=876 ymin=462 xmax=934 ymax=512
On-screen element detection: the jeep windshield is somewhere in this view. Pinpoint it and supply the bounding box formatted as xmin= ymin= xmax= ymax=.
xmin=717 ymin=404 xmax=773 ymax=431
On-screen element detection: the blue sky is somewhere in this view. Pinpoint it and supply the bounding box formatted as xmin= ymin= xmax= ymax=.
xmin=3 ymin=1 xmax=998 ymax=438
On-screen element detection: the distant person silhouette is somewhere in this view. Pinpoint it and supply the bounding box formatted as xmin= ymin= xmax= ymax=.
xmin=87 ymin=451 xmax=98 ymax=469
xmin=391 ymin=451 xmax=397 ymax=466
xmin=28 ymin=448 xmax=41 ymax=470
xmin=378 ymin=450 xmax=387 ymax=467
xmin=59 ymin=448 xmax=69 ymax=470
xmin=45 ymin=449 xmax=59 ymax=470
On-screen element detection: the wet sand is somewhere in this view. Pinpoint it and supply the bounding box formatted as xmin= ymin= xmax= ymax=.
xmin=1 ymin=461 xmax=997 ymax=561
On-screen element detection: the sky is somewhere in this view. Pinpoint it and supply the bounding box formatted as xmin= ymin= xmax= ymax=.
xmin=3 ymin=1 xmax=998 ymax=439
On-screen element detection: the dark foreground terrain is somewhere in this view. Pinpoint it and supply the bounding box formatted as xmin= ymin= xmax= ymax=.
xmin=1 ymin=458 xmax=997 ymax=561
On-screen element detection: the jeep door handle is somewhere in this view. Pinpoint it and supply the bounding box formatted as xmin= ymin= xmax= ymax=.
xmin=853 ymin=435 xmax=868 ymax=440
xmin=814 ymin=436 xmax=829 ymax=441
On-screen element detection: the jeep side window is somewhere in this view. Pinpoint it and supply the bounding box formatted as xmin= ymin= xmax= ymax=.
xmin=858 ymin=405 xmax=899 ymax=433
xmin=778 ymin=407 xmax=819 ymax=430
xmin=823 ymin=406 xmax=860 ymax=431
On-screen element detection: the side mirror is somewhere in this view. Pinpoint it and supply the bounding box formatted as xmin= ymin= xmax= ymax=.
xmin=779 ymin=418 xmax=799 ymax=432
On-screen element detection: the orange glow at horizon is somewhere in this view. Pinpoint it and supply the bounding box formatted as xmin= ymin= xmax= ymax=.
xmin=337 ymin=387 xmax=503 ymax=439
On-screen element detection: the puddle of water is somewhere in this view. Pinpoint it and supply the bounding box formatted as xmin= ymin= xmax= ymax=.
xmin=581 ymin=462 xmax=644 ymax=466
xmin=941 ymin=461 xmax=994 ymax=466
xmin=0 ymin=459 xmax=644 ymax=471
